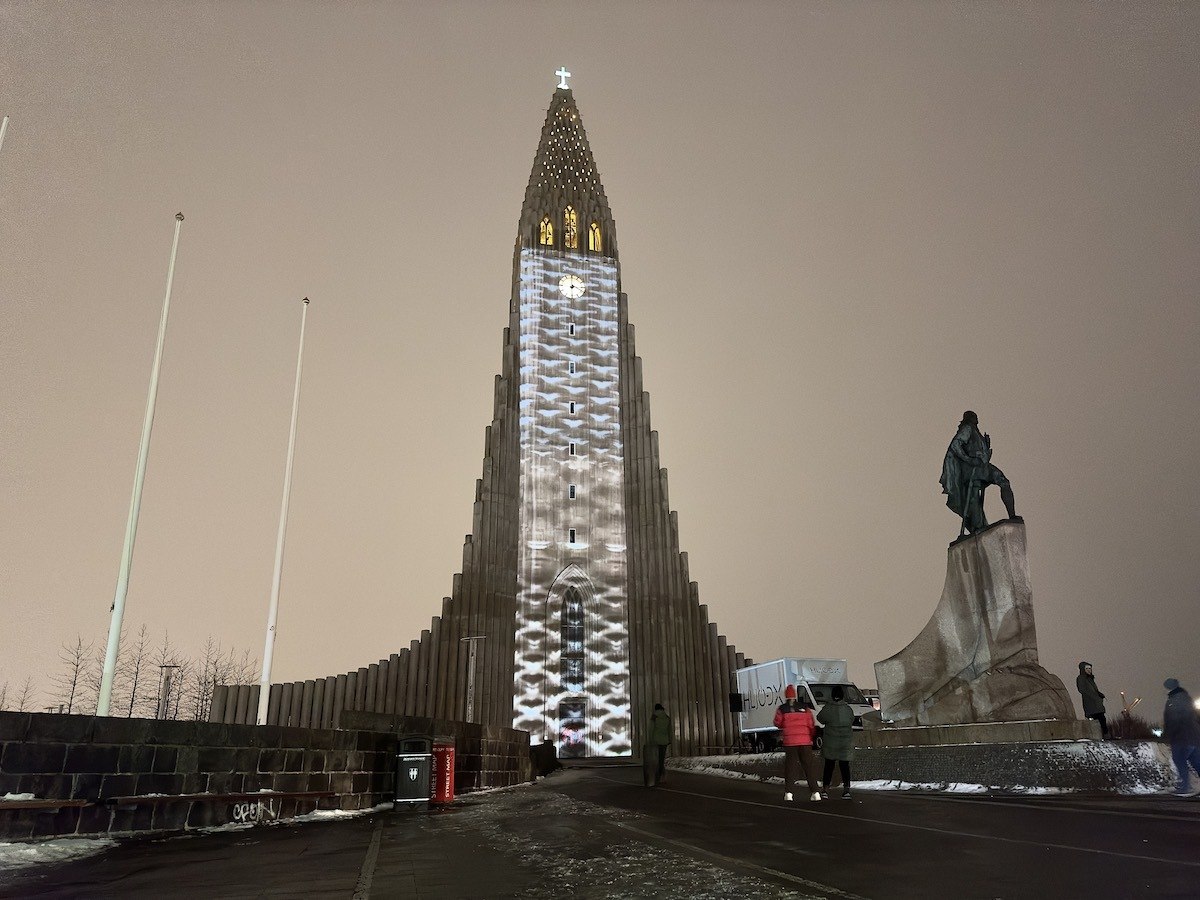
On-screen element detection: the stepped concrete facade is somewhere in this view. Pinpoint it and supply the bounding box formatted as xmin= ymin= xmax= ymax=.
xmin=213 ymin=80 xmax=751 ymax=757
xmin=874 ymin=520 xmax=1075 ymax=727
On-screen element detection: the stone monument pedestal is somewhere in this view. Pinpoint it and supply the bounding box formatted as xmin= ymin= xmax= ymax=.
xmin=874 ymin=519 xmax=1076 ymax=727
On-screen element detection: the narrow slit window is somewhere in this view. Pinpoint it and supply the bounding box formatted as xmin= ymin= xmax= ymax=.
xmin=569 ymin=442 xmax=576 ymax=456
xmin=569 ymin=484 xmax=577 ymax=499
xmin=568 ymin=528 xmax=577 ymax=543
xmin=568 ymin=323 xmax=576 ymax=336
xmin=568 ymin=361 xmax=576 ymax=375
xmin=561 ymin=587 xmax=584 ymax=692
xmin=569 ymin=401 xmax=576 ymax=414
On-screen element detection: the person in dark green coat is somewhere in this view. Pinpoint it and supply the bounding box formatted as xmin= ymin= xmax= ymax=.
xmin=816 ymin=686 xmax=855 ymax=799
xmin=647 ymin=703 xmax=672 ymax=785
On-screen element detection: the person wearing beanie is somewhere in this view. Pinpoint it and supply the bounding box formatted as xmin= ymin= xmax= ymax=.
xmin=773 ymin=684 xmax=822 ymax=802
xmin=1076 ymin=662 xmax=1108 ymax=738
xmin=817 ymin=685 xmax=855 ymax=799
xmin=645 ymin=703 xmax=672 ymax=787
xmin=1161 ymin=678 xmax=1200 ymax=797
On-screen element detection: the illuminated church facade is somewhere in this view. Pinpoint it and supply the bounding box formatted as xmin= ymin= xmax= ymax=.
xmin=214 ymin=74 xmax=752 ymax=758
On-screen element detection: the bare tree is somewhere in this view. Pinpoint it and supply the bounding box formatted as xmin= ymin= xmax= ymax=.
xmin=52 ymin=637 xmax=93 ymax=714
xmin=15 ymin=676 xmax=37 ymax=712
xmin=184 ymin=637 xmax=258 ymax=721
xmin=72 ymin=643 xmax=107 ymax=715
xmin=0 ymin=682 xmax=9 ymax=711
xmin=116 ymin=625 xmax=153 ymax=717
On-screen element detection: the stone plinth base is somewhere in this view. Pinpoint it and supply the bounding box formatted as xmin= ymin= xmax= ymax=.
xmin=671 ymin=739 xmax=1174 ymax=794
xmin=858 ymin=718 xmax=1100 ymax=749
xmin=874 ymin=520 xmax=1075 ymax=726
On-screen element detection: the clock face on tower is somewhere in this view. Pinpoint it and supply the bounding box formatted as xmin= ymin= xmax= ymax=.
xmin=558 ymin=274 xmax=586 ymax=299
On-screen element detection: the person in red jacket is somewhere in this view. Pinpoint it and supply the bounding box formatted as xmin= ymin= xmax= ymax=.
xmin=773 ymin=684 xmax=822 ymax=801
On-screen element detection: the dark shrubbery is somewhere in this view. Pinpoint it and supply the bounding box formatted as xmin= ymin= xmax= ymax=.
xmin=1110 ymin=711 xmax=1158 ymax=741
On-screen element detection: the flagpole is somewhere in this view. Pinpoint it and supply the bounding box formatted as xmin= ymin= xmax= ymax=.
xmin=257 ymin=298 xmax=310 ymax=725
xmin=98 ymin=213 xmax=185 ymax=716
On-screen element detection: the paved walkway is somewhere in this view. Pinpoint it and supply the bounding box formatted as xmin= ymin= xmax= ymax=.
xmin=1 ymin=767 xmax=1197 ymax=898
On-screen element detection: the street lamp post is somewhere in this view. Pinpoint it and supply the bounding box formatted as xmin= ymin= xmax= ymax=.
xmin=157 ymin=664 xmax=180 ymax=719
xmin=460 ymin=636 xmax=486 ymax=723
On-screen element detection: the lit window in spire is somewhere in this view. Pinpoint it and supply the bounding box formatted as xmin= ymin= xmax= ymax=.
xmin=588 ymin=222 xmax=602 ymax=252
xmin=539 ymin=216 xmax=554 ymax=246
xmin=564 ymin=206 xmax=579 ymax=249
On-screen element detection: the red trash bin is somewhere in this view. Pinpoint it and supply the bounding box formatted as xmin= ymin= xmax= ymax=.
xmin=431 ymin=742 xmax=456 ymax=804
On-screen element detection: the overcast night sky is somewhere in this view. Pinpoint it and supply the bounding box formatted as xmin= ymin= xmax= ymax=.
xmin=2 ymin=2 xmax=1197 ymax=720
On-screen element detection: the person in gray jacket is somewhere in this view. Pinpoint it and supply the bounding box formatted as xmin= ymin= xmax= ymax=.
xmin=1162 ymin=678 xmax=1200 ymax=797
xmin=1076 ymin=662 xmax=1108 ymax=738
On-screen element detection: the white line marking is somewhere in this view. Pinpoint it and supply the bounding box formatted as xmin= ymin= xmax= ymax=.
xmin=351 ymin=818 xmax=383 ymax=899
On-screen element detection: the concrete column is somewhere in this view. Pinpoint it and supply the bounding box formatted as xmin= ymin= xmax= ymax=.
xmin=278 ymin=682 xmax=293 ymax=727
xmin=311 ymin=677 xmax=325 ymax=730
xmin=299 ymin=680 xmax=315 ymax=728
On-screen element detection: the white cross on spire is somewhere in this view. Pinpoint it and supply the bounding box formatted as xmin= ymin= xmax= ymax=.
xmin=555 ymin=67 xmax=571 ymax=89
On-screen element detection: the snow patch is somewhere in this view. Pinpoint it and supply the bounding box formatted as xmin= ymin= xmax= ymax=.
xmin=1 ymin=793 xmax=37 ymax=802
xmin=290 ymin=802 xmax=392 ymax=823
xmin=0 ymin=838 xmax=116 ymax=872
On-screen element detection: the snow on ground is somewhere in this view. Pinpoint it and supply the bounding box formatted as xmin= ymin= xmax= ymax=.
xmin=1 ymin=794 xmax=36 ymax=802
xmin=671 ymin=746 xmax=1177 ymax=795
xmin=0 ymin=838 xmax=116 ymax=872
xmin=290 ymin=802 xmax=392 ymax=823
xmin=430 ymin=776 xmax=819 ymax=900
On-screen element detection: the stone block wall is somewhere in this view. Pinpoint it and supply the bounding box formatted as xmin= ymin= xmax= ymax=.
xmin=671 ymin=740 xmax=1175 ymax=794
xmin=0 ymin=710 xmax=530 ymax=841
xmin=339 ymin=711 xmax=532 ymax=793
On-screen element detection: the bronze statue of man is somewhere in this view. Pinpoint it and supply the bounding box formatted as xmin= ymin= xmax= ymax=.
xmin=940 ymin=411 xmax=1018 ymax=536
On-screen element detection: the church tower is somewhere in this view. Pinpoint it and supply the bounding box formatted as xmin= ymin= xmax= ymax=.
xmin=215 ymin=74 xmax=754 ymax=760
xmin=511 ymin=80 xmax=630 ymax=756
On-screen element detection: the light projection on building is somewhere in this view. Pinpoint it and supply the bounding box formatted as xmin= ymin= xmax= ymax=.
xmin=512 ymin=249 xmax=632 ymax=757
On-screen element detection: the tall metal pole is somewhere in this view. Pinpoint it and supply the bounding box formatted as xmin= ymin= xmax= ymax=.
xmin=98 ymin=213 xmax=185 ymax=716
xmin=257 ymin=298 xmax=310 ymax=725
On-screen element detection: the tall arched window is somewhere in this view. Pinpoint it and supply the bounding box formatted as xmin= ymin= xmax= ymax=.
xmin=588 ymin=222 xmax=602 ymax=252
xmin=563 ymin=206 xmax=579 ymax=249
xmin=539 ymin=216 xmax=554 ymax=246
xmin=561 ymin=587 xmax=585 ymax=693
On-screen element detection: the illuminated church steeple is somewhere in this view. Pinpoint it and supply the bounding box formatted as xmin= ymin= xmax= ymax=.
xmin=216 ymin=73 xmax=753 ymax=765
xmin=518 ymin=84 xmax=616 ymax=259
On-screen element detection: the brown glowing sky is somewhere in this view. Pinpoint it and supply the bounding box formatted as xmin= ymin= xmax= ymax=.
xmin=2 ymin=2 xmax=1197 ymax=719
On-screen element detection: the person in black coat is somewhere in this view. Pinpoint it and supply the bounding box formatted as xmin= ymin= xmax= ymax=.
xmin=1076 ymin=662 xmax=1108 ymax=738
xmin=1162 ymin=678 xmax=1200 ymax=797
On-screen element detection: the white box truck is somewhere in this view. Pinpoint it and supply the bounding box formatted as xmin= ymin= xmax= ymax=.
xmin=735 ymin=658 xmax=873 ymax=738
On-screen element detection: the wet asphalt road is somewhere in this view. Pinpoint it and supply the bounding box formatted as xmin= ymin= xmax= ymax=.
xmin=1 ymin=766 xmax=1197 ymax=899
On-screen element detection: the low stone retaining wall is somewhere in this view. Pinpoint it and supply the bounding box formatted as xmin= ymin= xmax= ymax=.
xmin=0 ymin=711 xmax=530 ymax=841
xmin=672 ymin=740 xmax=1175 ymax=794
xmin=339 ymin=711 xmax=531 ymax=794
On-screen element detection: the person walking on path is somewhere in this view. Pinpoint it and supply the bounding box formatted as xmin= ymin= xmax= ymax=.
xmin=1162 ymin=678 xmax=1200 ymax=797
xmin=773 ymin=685 xmax=821 ymax=802
xmin=1076 ymin=662 xmax=1108 ymax=738
xmin=817 ymin=685 xmax=855 ymax=799
xmin=646 ymin=703 xmax=672 ymax=787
